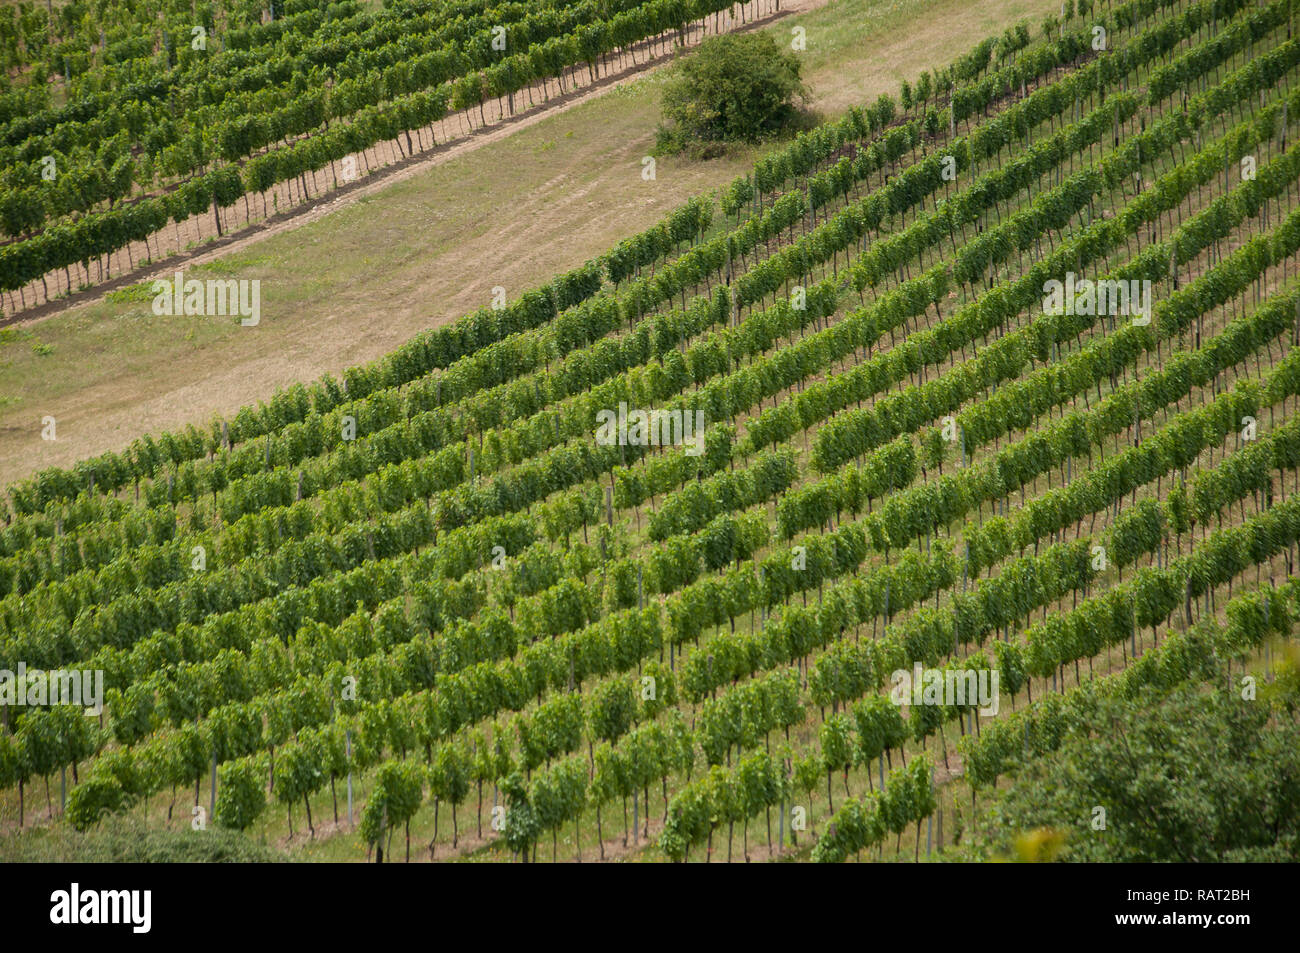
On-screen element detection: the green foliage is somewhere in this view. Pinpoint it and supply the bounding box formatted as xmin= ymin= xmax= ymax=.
xmin=359 ymin=760 xmax=424 ymax=849
xmin=428 ymin=742 xmax=471 ymax=808
xmin=6 ymin=0 xmax=1300 ymax=870
xmin=657 ymin=32 xmax=808 ymax=153
xmin=215 ymin=756 xmax=268 ymax=832
xmin=500 ymin=771 xmax=540 ymax=859
xmin=812 ymin=757 xmax=935 ymax=862
xmin=273 ymin=736 xmax=326 ymax=810
xmin=104 ymin=282 xmax=157 ymax=304
xmin=0 ymin=814 xmax=285 ymax=863
xmin=66 ymin=777 xmax=131 ymax=832
xmin=969 ymin=685 xmax=1300 ymax=861
xmin=588 ymin=677 xmax=636 ymax=745
xmin=820 ymin=714 xmax=855 ymax=774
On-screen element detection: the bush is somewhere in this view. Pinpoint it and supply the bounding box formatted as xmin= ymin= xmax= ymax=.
xmin=66 ymin=777 xmax=131 ymax=833
xmin=215 ymin=756 xmax=268 ymax=832
xmin=961 ymin=684 xmax=1300 ymax=862
xmin=0 ymin=814 xmax=287 ymax=863
xmin=657 ymin=33 xmax=808 ymax=154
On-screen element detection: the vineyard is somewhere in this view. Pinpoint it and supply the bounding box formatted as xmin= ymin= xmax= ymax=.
xmin=0 ymin=0 xmax=795 ymax=318
xmin=2 ymin=0 xmax=1300 ymax=865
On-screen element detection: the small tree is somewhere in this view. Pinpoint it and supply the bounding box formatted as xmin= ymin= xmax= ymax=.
xmin=273 ymin=737 xmax=325 ymax=837
xmin=501 ymin=771 xmax=541 ymax=863
xmin=658 ymin=33 xmax=808 ymax=154
xmin=0 ymin=733 xmax=30 ymax=825
xmin=428 ymin=742 xmax=471 ymax=853
xmin=215 ymin=756 xmax=267 ymax=832
xmin=361 ymin=761 xmax=424 ymax=862
xmin=66 ymin=777 xmax=129 ymax=832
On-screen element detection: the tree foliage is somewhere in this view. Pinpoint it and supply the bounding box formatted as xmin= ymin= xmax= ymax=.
xmin=658 ymin=32 xmax=807 ymax=152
